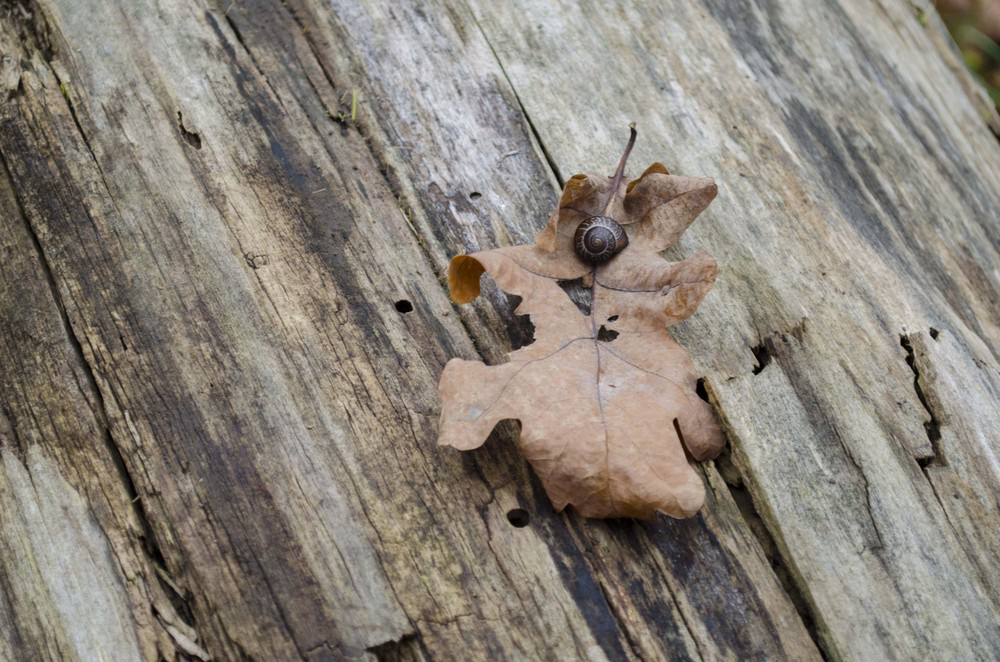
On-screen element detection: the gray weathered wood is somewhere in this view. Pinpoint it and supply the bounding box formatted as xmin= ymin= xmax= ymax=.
xmin=465 ymin=0 xmax=1000 ymax=657
xmin=0 ymin=0 xmax=998 ymax=660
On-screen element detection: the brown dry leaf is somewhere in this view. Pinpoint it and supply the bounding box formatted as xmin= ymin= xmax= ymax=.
xmin=439 ymin=129 xmax=723 ymax=519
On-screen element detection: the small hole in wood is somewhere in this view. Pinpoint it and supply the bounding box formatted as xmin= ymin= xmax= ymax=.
xmin=929 ymin=327 xmax=940 ymax=340
xmin=469 ymin=191 xmax=482 ymax=200
xmin=395 ymin=299 xmax=413 ymax=313
xmin=506 ymin=508 xmax=530 ymax=527
xmin=607 ymin=315 xmax=619 ymax=322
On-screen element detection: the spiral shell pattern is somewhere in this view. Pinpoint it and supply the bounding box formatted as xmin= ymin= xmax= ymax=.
xmin=573 ymin=216 xmax=629 ymax=264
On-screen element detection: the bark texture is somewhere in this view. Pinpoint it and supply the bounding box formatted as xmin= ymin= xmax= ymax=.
xmin=1 ymin=0 xmax=998 ymax=660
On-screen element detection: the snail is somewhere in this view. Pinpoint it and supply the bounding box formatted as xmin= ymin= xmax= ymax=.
xmin=572 ymin=123 xmax=637 ymax=265
xmin=574 ymin=216 xmax=629 ymax=263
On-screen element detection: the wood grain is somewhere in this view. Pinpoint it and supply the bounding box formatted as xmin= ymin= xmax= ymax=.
xmin=0 ymin=0 xmax=997 ymax=660
xmin=466 ymin=0 xmax=1000 ymax=658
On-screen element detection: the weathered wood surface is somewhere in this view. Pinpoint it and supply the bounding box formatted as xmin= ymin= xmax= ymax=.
xmin=0 ymin=0 xmax=998 ymax=660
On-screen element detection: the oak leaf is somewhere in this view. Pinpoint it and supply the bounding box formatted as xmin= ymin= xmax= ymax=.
xmin=439 ymin=129 xmax=723 ymax=519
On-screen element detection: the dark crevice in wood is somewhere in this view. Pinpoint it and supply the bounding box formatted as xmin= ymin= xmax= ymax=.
xmin=221 ymin=4 xmax=246 ymax=46
xmin=0 ymin=567 xmax=27 ymax=655
xmin=750 ymin=320 xmax=807 ymax=376
xmin=176 ymin=111 xmax=202 ymax=150
xmin=2 ymin=0 xmax=55 ymax=60
xmin=468 ymin=458 xmax=626 ymax=660
xmin=899 ymin=333 xmax=944 ymax=469
xmin=809 ymin=378 xmax=887 ymax=555
xmin=672 ymin=418 xmax=687 ymax=454
xmin=987 ymin=112 xmax=1000 ymax=142
xmin=695 ymin=378 xmax=710 ymax=403
xmin=0 ymin=400 xmax=26 ymax=456
xmin=549 ymin=512 xmax=660 ymax=660
xmin=465 ymin=4 xmax=564 ymax=188
xmin=366 ymin=632 xmax=424 ymax=662
xmin=750 ymin=339 xmax=772 ymax=375
xmin=43 ymin=58 xmax=125 ymax=223
xmin=47 ymin=67 xmax=97 ymax=172
xmin=0 ymin=107 xmax=204 ymax=653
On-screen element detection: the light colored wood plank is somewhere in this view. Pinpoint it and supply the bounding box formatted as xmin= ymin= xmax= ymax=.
xmin=0 ymin=446 xmax=145 ymax=660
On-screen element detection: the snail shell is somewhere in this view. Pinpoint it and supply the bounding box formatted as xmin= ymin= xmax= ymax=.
xmin=573 ymin=216 xmax=629 ymax=264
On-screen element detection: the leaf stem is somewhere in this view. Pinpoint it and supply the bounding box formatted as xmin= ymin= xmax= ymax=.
xmin=602 ymin=123 xmax=637 ymax=216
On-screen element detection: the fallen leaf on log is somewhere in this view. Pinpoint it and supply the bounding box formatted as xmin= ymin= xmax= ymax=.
xmin=439 ymin=127 xmax=723 ymax=518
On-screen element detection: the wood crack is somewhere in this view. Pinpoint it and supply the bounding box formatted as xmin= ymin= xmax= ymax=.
xmin=220 ymin=9 xmax=288 ymax=115
xmin=711 ymin=457 xmax=826 ymax=660
xmin=708 ymin=374 xmax=829 ymax=660
xmin=464 ymin=2 xmax=564 ymax=188
xmin=366 ymin=631 xmax=425 ymax=661
xmin=561 ymin=521 xmax=655 ymax=662
xmin=823 ymin=410 xmax=887 ymax=554
xmin=45 ymin=66 xmax=124 ymax=220
xmin=899 ymin=333 xmax=945 ymax=468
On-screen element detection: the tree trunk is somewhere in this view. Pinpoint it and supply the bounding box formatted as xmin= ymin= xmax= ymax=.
xmin=1 ymin=0 xmax=998 ymax=659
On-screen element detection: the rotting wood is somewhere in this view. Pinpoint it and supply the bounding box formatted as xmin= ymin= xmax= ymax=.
xmin=0 ymin=0 xmax=998 ymax=660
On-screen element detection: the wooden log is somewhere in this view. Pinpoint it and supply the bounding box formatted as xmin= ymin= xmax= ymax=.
xmin=0 ymin=0 xmax=997 ymax=659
